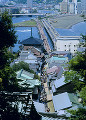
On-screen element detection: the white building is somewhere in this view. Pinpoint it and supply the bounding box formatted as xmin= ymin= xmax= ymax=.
xmin=72 ymin=0 xmax=77 ymax=14
xmin=69 ymin=2 xmax=75 ymax=14
xmin=55 ymin=36 xmax=80 ymax=55
xmin=81 ymin=0 xmax=86 ymax=14
xmin=77 ymin=2 xmax=81 ymax=14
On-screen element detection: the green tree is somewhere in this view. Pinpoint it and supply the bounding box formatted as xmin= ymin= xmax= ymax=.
xmin=67 ymin=108 xmax=86 ymax=120
xmin=64 ymin=35 xmax=86 ymax=91
xmin=80 ymin=86 xmax=86 ymax=105
xmin=0 ymin=11 xmax=18 ymax=91
xmin=64 ymin=35 xmax=86 ymax=118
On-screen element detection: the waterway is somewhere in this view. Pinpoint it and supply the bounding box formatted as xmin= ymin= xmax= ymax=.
xmin=13 ymin=16 xmax=86 ymax=52
xmin=55 ymin=22 xmax=86 ymax=36
xmin=12 ymin=16 xmax=53 ymax=52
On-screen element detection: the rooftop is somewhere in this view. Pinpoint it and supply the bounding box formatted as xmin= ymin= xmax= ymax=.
xmin=20 ymin=37 xmax=43 ymax=46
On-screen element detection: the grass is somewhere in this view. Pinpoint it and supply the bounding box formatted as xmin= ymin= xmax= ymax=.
xmin=14 ymin=19 xmax=37 ymax=27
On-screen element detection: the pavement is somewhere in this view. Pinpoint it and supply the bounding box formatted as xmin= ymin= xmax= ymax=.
xmin=48 ymin=15 xmax=84 ymax=29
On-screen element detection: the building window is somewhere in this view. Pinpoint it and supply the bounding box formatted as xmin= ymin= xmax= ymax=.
xmin=74 ymin=50 xmax=75 ymax=51
xmin=65 ymin=45 xmax=66 ymax=47
xmin=74 ymin=45 xmax=76 ymax=47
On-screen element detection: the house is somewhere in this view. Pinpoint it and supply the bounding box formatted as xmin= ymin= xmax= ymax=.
xmin=16 ymin=69 xmax=41 ymax=99
xmin=46 ymin=66 xmax=63 ymax=89
xmin=49 ymin=51 xmax=72 ymax=60
xmin=52 ymin=92 xmax=86 ymax=112
xmin=52 ymin=76 xmax=74 ymax=95
xmin=15 ymin=51 xmax=42 ymax=74
xmin=46 ymin=56 xmax=68 ymax=68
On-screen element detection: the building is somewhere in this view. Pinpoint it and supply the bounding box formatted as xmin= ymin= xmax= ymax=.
xmin=27 ymin=0 xmax=33 ymax=13
xmin=77 ymin=2 xmax=81 ymax=14
xmin=52 ymin=76 xmax=74 ymax=95
xmin=69 ymin=2 xmax=75 ymax=14
xmin=55 ymin=36 xmax=80 ymax=55
xmin=60 ymin=1 xmax=68 ymax=13
xmin=81 ymin=0 xmax=86 ymax=14
xmin=27 ymin=0 xmax=33 ymax=8
xmin=16 ymin=69 xmax=41 ymax=99
xmin=20 ymin=36 xmax=44 ymax=52
xmin=72 ymin=0 xmax=77 ymax=14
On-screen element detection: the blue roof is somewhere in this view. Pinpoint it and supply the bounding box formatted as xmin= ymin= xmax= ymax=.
xmin=52 ymin=92 xmax=72 ymax=111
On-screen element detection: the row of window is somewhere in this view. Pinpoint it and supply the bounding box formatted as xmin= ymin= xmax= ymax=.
xmin=65 ymin=45 xmax=76 ymax=47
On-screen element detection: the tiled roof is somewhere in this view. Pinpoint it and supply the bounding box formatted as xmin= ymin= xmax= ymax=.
xmin=20 ymin=37 xmax=43 ymax=46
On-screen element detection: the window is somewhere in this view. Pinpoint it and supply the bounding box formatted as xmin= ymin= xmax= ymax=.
xmin=65 ymin=45 xmax=66 ymax=47
xmin=74 ymin=45 xmax=76 ymax=47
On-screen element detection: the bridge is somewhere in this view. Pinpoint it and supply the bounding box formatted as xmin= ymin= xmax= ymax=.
xmin=12 ymin=13 xmax=45 ymax=17
xmin=36 ymin=19 xmax=51 ymax=53
xmin=42 ymin=19 xmax=60 ymax=48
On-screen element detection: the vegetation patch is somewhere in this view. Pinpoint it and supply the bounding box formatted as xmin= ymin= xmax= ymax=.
xmin=14 ymin=19 xmax=37 ymax=27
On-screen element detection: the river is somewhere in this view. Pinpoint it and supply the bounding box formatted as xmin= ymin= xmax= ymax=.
xmin=13 ymin=16 xmax=54 ymax=52
xmin=55 ymin=22 xmax=86 ymax=36
xmin=13 ymin=16 xmax=86 ymax=52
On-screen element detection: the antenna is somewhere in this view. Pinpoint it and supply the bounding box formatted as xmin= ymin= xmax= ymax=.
xmin=31 ymin=27 xmax=32 ymax=37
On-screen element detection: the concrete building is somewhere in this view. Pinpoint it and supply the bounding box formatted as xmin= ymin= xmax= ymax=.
xmin=60 ymin=2 xmax=68 ymax=13
xmin=27 ymin=0 xmax=33 ymax=13
xmin=77 ymin=2 xmax=81 ymax=14
xmin=55 ymin=36 xmax=80 ymax=55
xmin=69 ymin=2 xmax=75 ymax=14
xmin=72 ymin=0 xmax=77 ymax=14
xmin=81 ymin=0 xmax=86 ymax=14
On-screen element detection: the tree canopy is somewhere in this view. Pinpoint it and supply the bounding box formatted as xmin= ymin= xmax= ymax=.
xmin=0 ymin=11 xmax=18 ymax=91
xmin=64 ymin=35 xmax=86 ymax=118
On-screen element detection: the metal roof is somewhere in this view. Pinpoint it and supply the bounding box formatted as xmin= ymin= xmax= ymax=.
xmin=54 ymin=76 xmax=66 ymax=89
xmin=52 ymin=92 xmax=72 ymax=111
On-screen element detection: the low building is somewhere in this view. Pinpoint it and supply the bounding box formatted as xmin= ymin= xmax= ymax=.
xmin=16 ymin=69 xmax=41 ymax=99
xmin=52 ymin=92 xmax=86 ymax=112
xmin=46 ymin=56 xmax=68 ymax=68
xmin=52 ymin=76 xmax=74 ymax=95
xmin=15 ymin=51 xmax=42 ymax=74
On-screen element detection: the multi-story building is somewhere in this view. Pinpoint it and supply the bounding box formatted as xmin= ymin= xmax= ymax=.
xmin=81 ymin=0 xmax=86 ymax=14
xmin=72 ymin=0 xmax=77 ymax=14
xmin=27 ymin=0 xmax=33 ymax=13
xmin=55 ymin=36 xmax=80 ymax=55
xmin=69 ymin=2 xmax=75 ymax=14
xmin=77 ymin=2 xmax=81 ymax=14
xmin=60 ymin=1 xmax=68 ymax=13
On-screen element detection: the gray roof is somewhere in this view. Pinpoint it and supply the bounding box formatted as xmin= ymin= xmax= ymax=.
xmin=52 ymin=92 xmax=72 ymax=111
xmin=20 ymin=37 xmax=43 ymax=46
xmin=54 ymin=76 xmax=66 ymax=89
xmin=34 ymin=101 xmax=45 ymax=112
